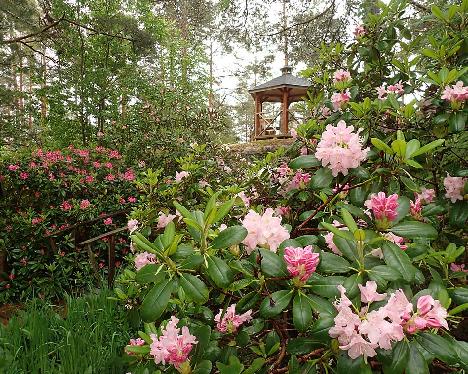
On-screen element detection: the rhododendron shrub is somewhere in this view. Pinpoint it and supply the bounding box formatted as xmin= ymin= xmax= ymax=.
xmin=0 ymin=146 xmax=140 ymax=301
xmin=114 ymin=2 xmax=467 ymax=372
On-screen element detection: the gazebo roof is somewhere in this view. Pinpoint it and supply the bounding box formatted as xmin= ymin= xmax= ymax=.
xmin=248 ymin=66 xmax=310 ymax=103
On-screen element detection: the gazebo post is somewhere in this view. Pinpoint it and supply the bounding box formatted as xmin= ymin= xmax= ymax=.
xmin=254 ymin=94 xmax=262 ymax=138
xmin=281 ymin=88 xmax=289 ymax=135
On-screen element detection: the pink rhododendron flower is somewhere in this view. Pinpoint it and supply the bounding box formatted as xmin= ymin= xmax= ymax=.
xmin=383 ymin=232 xmax=407 ymax=250
xmin=122 ymin=169 xmax=135 ymax=181
xmin=175 ymin=171 xmax=189 ymax=182
xmin=321 ymin=106 xmax=331 ymax=117
xmin=126 ymin=338 xmax=145 ymax=355
xmin=290 ymin=128 xmax=298 ymax=138
xmin=80 ymin=199 xmax=91 ymax=209
xmin=333 ymin=69 xmax=351 ymax=83
xmin=315 ymin=120 xmax=369 ymax=177
xmin=19 ymin=172 xmax=28 ymax=180
xmin=365 ymin=192 xmax=399 ymax=228
xmin=300 ymin=146 xmax=308 ymax=155
xmin=237 ymin=191 xmax=251 ymax=206
xmin=199 ymin=179 xmax=209 ymax=188
xmin=376 ymin=84 xmax=388 ymax=100
xmin=410 ymin=198 xmax=422 ymax=218
xmin=149 ymin=316 xmax=197 ymax=368
xmin=108 ymin=150 xmax=121 ymax=159
xmin=283 ymin=245 xmax=320 ymax=283
xmin=444 ymin=175 xmax=465 ymax=203
xmin=61 ymin=201 xmax=72 ymax=211
xmin=127 ymin=196 xmax=137 ymax=203
xmin=353 ymin=25 xmax=366 ymax=38
xmin=442 ymin=81 xmax=468 ymax=107
xmin=275 ymin=206 xmax=291 ymax=217
xmin=134 ymin=251 xmax=156 ymax=270
xmin=416 ymin=187 xmax=436 ymax=204
xmin=8 ymin=164 xmax=19 ymax=171
xmin=288 ymin=171 xmax=311 ymax=191
xmin=358 ymin=281 xmax=387 ymax=303
xmin=215 ymin=304 xmax=252 ymax=333
xmin=103 ymin=217 xmax=113 ymax=225
xmin=127 ymin=219 xmax=139 ymax=233
xmin=241 ymin=208 xmax=290 ymax=253
xmin=158 ymin=212 xmax=176 ymax=228
xmin=331 ymin=91 xmax=351 ymax=110
xmin=404 ymin=295 xmax=449 ymax=333
xmin=93 ymin=161 xmax=101 ymax=168
xmin=32 ymin=217 xmax=43 ymax=225
xmin=450 ymin=263 xmax=468 ymax=273
xmin=84 ymin=175 xmax=94 ymax=183
xmin=387 ymin=81 xmax=404 ymax=95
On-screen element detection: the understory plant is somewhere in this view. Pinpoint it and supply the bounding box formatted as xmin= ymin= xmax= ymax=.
xmin=114 ymin=1 xmax=467 ymax=373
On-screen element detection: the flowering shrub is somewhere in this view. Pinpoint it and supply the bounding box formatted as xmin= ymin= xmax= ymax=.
xmin=0 ymin=146 xmax=140 ymax=301
xmin=113 ymin=2 xmax=467 ymax=373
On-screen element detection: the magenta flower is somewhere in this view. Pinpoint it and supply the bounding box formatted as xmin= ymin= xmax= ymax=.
xmin=84 ymin=175 xmax=94 ymax=183
xmin=32 ymin=217 xmax=44 ymax=225
xmin=19 ymin=172 xmax=29 ymax=180
xmin=365 ymin=192 xmax=399 ymax=228
xmin=80 ymin=199 xmax=91 ymax=209
xmin=315 ymin=120 xmax=369 ymax=177
xmin=275 ymin=206 xmax=291 ymax=217
xmin=61 ymin=201 xmax=73 ymax=211
xmin=410 ymin=198 xmax=422 ymax=218
xmin=122 ymin=169 xmax=135 ymax=181
xmin=215 ymin=304 xmax=252 ymax=333
xmin=283 ymin=246 xmax=320 ymax=283
xmin=241 ymin=208 xmax=290 ymax=254
xmin=105 ymin=173 xmax=115 ymax=181
xmin=134 ymin=251 xmax=156 ymax=270
xmin=8 ymin=164 xmax=19 ymax=171
xmin=387 ymin=81 xmax=404 ymax=95
xmin=127 ymin=196 xmax=137 ymax=203
xmin=450 ymin=263 xmax=468 ymax=273
xmin=149 ymin=316 xmax=197 ymax=368
xmin=331 ymin=91 xmax=351 ymax=110
xmin=108 ymin=150 xmax=121 ymax=159
xmin=444 ymin=175 xmax=465 ymax=203
xmin=103 ymin=217 xmax=113 ymax=225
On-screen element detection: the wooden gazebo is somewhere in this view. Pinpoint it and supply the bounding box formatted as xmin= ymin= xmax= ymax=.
xmin=248 ymin=65 xmax=310 ymax=140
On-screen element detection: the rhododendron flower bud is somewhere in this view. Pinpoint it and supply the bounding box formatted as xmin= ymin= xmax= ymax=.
xmin=416 ymin=295 xmax=448 ymax=329
xmin=365 ymin=192 xmax=399 ymax=229
xmin=283 ymin=245 xmax=320 ymax=283
xmin=103 ymin=217 xmax=113 ymax=225
xmin=444 ymin=175 xmax=466 ymax=203
xmin=80 ymin=199 xmax=91 ymax=209
xmin=134 ymin=251 xmax=156 ymax=270
xmin=158 ymin=212 xmax=176 ymax=228
xmin=331 ymin=91 xmax=351 ymax=110
xmin=126 ymin=338 xmax=145 ymax=355
xmin=215 ymin=304 xmax=252 ymax=333
xmin=410 ymin=198 xmax=422 ymax=218
xmin=127 ymin=219 xmax=139 ymax=233
xmin=275 ymin=206 xmax=291 ymax=217
xmin=61 ymin=201 xmax=72 ymax=211
xmin=358 ymin=281 xmax=387 ymax=303
xmin=175 ymin=171 xmax=189 ymax=182
xmin=8 ymin=164 xmax=19 ymax=171
xmin=300 ymin=146 xmax=308 ymax=155
xmin=241 ymin=208 xmax=290 ymax=253
xmin=315 ymin=120 xmax=369 ymax=177
xmin=150 ymin=316 xmax=197 ymax=368
xmin=416 ymin=187 xmax=436 ymax=204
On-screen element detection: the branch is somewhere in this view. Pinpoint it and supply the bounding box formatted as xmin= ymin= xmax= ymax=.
xmin=63 ymin=18 xmax=136 ymax=42
xmin=2 ymin=15 xmax=65 ymax=44
xmin=260 ymin=1 xmax=335 ymax=37
xmin=19 ymin=40 xmax=58 ymax=64
xmin=407 ymin=0 xmax=429 ymax=12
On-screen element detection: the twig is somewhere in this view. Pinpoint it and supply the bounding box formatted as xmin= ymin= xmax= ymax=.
xmin=3 ymin=15 xmax=65 ymax=44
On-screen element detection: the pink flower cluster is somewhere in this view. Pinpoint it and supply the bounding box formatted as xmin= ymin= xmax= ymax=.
xmin=331 ymin=91 xmax=351 ymax=110
xmin=353 ymin=25 xmax=366 ymax=38
xmin=149 ymin=316 xmax=197 ymax=368
xmin=125 ymin=338 xmax=145 ymax=355
xmin=441 ymin=81 xmax=468 ymax=104
xmin=175 ymin=171 xmax=189 ymax=182
xmin=61 ymin=201 xmax=73 ymax=211
xmin=127 ymin=219 xmax=139 ymax=233
xmin=315 ymin=120 xmax=369 ymax=177
xmin=241 ymin=208 xmax=290 ymax=254
xmin=134 ymin=251 xmax=156 ymax=270
xmin=444 ymin=175 xmax=466 ymax=203
xmin=450 ymin=263 xmax=468 ymax=273
xmin=288 ymin=171 xmax=311 ymax=191
xmin=215 ymin=304 xmax=252 ymax=333
xmin=376 ymin=82 xmax=404 ymax=100
xmin=416 ymin=187 xmax=435 ymax=204
xmin=158 ymin=212 xmax=176 ymax=228
xmin=365 ymin=192 xmax=399 ymax=228
xmin=333 ymin=70 xmax=351 ymax=83
xmin=283 ymin=245 xmax=320 ymax=283
xmin=80 ymin=199 xmax=91 ymax=209
xmin=329 ymin=282 xmax=448 ymax=360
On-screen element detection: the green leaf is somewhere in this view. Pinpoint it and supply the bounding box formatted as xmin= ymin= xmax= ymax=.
xmin=391 ymin=139 xmax=407 ymax=159
xmin=193 ymin=360 xmax=212 ymax=374
xmin=431 ymin=5 xmax=446 ymax=21
xmin=173 ymin=201 xmax=194 ymax=220
xmin=259 ymin=290 xmax=293 ymax=318
xmin=204 ymin=191 xmax=220 ymax=221
xmin=124 ymin=345 xmax=151 ymax=355
xmin=289 ymin=155 xmax=321 ymax=169
xmin=368 ymin=265 xmax=402 ymax=282
xmin=343 ymin=273 xmax=364 ymax=299
xmin=449 ymin=287 xmax=468 ymax=305
xmin=243 ymin=358 xmax=265 ymax=374
xmin=371 ymin=138 xmax=393 ymax=154
xmin=179 ymin=254 xmax=204 ymax=270
xmin=333 ymin=236 xmax=359 ymax=263
xmin=337 ymin=353 xmax=372 ymax=374
xmin=311 ymin=168 xmax=333 ymax=189
xmin=390 ymin=221 xmax=438 ymax=239
xmin=192 ymin=325 xmax=211 ymax=360
xmin=317 ymin=252 xmax=351 ymax=274
xmin=161 ymin=221 xmax=175 ymax=249
xmin=341 ymin=207 xmax=358 ymax=233
xmin=211 ymin=225 xmax=247 ymax=249
xmin=307 ymin=274 xmax=346 ymax=298
xmin=409 ymin=139 xmax=444 ymax=158
xmin=216 ymin=355 xmax=244 ymax=374
xmin=287 ymin=337 xmax=323 ymax=355
xmin=293 ymin=293 xmax=312 ymax=332
xmin=140 ymin=278 xmax=173 ymax=322
xmin=259 ymin=249 xmax=288 ymax=277
xmin=407 ymin=341 xmax=429 ymax=374
xmin=135 ymin=264 xmax=166 ymax=284
xmin=309 ymin=315 xmax=334 ymax=342
xmin=179 ymin=273 xmax=209 ymax=304
xmin=405 ymin=139 xmax=420 ymax=160
xmin=213 ymin=198 xmax=236 ymax=223
xmin=305 ymin=294 xmax=336 ymax=315
xmin=449 ymin=200 xmax=468 ymax=228
xmin=405 ymin=159 xmax=423 ymax=168
xmin=206 ymin=256 xmax=234 ymax=288
xmin=321 ymin=222 xmax=354 ymax=240
xmin=382 ymin=242 xmax=416 ymax=282
xmin=384 ymin=340 xmax=408 ymax=374
xmin=415 ymin=332 xmax=459 ymax=365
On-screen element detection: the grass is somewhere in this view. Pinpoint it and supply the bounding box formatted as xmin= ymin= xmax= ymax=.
xmin=0 ymin=290 xmax=132 ymax=374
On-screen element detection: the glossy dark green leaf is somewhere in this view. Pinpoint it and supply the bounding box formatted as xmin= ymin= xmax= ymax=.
xmin=211 ymin=225 xmax=247 ymax=249
xmin=390 ymin=221 xmax=438 ymax=239
xmin=309 ymin=315 xmax=334 ymax=342
xmin=382 ymin=242 xmax=416 ymax=282
xmin=206 ymin=255 xmax=234 ymax=288
xmin=333 ymin=236 xmax=359 ymax=263
xmin=336 ymin=353 xmax=372 ymax=374
xmin=449 ymin=112 xmax=466 ymax=132
xmin=384 ymin=340 xmax=408 ymax=374
xmin=287 ymin=337 xmax=323 ymax=355
xmin=307 ymin=274 xmax=346 ymax=298
xmin=406 ymin=341 xmax=429 ymax=374
xmin=415 ymin=332 xmax=459 ymax=365
xmin=289 ymin=155 xmax=321 ymax=169
xmin=293 ymin=293 xmax=312 ymax=332
xmin=306 ymin=294 xmax=336 ymax=315
xmin=135 ymin=264 xmax=166 ymax=284
xmin=179 ymin=273 xmax=209 ymax=304
xmin=140 ymin=278 xmax=173 ymax=322
xmin=317 ymin=252 xmax=351 ymax=273
xmin=259 ymin=290 xmax=293 ymax=318
xmin=259 ymin=248 xmax=288 ymax=277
